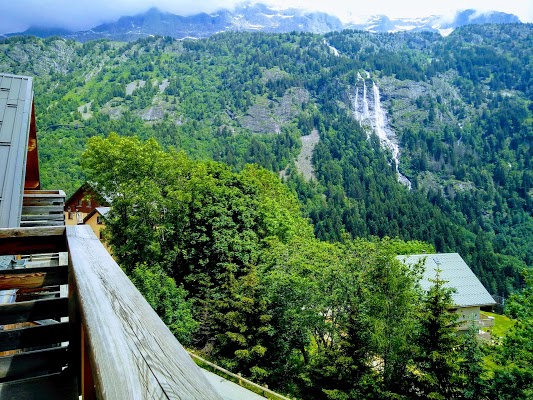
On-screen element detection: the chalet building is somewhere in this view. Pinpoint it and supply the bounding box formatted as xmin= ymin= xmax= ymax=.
xmin=397 ymin=253 xmax=496 ymax=335
xmin=0 ymin=73 xmax=267 ymax=399
xmin=64 ymin=182 xmax=109 ymax=225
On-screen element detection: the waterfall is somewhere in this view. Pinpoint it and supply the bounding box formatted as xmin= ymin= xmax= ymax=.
xmin=323 ymin=39 xmax=340 ymax=57
xmin=371 ymin=81 xmax=412 ymax=190
xmin=350 ymin=73 xmax=411 ymax=190
xmin=354 ymin=84 xmax=360 ymax=121
xmin=362 ymin=80 xmax=369 ymax=119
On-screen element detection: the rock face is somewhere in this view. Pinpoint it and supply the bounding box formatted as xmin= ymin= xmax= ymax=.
xmin=240 ymin=87 xmax=310 ymax=134
xmin=5 ymin=5 xmax=521 ymax=41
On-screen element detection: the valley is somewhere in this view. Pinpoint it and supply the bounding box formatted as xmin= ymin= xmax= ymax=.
xmin=0 ymin=14 xmax=531 ymax=399
xmin=0 ymin=23 xmax=531 ymax=304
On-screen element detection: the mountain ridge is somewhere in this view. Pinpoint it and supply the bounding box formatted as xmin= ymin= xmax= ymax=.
xmin=3 ymin=4 xmax=522 ymax=41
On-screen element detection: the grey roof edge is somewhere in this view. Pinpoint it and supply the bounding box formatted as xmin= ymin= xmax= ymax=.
xmin=0 ymin=73 xmax=33 ymax=228
xmin=396 ymin=253 xmax=496 ymax=308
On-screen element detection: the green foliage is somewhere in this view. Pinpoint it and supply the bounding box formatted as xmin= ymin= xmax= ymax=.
xmin=1 ymin=27 xmax=530 ymax=296
xmin=82 ymin=134 xmax=311 ymax=380
xmin=130 ymin=263 xmax=198 ymax=345
xmin=3 ymin=26 xmax=532 ymax=398
xmin=460 ymin=323 xmax=489 ymax=399
xmin=411 ymin=271 xmax=463 ymax=399
xmin=489 ymin=272 xmax=533 ymax=399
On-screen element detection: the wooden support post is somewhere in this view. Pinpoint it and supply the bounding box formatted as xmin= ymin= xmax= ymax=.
xmin=68 ymin=260 xmax=81 ymax=397
xmin=81 ymin=325 xmax=96 ymax=400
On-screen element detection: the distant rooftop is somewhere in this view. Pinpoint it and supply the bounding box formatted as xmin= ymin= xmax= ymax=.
xmin=397 ymin=253 xmax=496 ymax=308
xmin=0 ymin=73 xmax=34 ymax=228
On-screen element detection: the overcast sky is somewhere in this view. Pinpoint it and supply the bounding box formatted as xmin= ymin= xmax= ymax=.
xmin=1 ymin=0 xmax=531 ymax=34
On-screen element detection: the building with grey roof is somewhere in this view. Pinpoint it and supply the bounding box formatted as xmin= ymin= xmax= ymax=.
xmin=397 ymin=253 xmax=496 ymax=332
xmin=0 ymin=73 xmax=36 ymax=228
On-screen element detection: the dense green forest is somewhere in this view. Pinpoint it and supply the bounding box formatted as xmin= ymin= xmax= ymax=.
xmin=81 ymin=134 xmax=533 ymax=399
xmin=0 ymin=25 xmax=531 ymax=296
xmin=1 ymin=24 xmax=531 ymax=397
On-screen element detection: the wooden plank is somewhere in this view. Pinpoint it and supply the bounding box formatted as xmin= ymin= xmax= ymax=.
xmin=0 ymin=227 xmax=65 ymax=239
xmin=24 ymin=190 xmax=65 ymax=196
xmin=0 ymin=371 xmax=78 ymax=399
xmin=21 ymin=215 xmax=64 ymax=221
xmin=19 ymin=221 xmax=65 ymax=227
xmin=0 ymin=227 xmax=66 ymax=256
xmin=0 ymin=265 xmax=67 ymax=290
xmin=81 ymin=325 xmax=96 ymax=400
xmin=0 ymin=298 xmax=68 ymax=325
xmin=21 ymin=206 xmax=64 ymax=214
xmin=0 ymin=347 xmax=68 ymax=381
xmin=22 ymin=199 xmax=64 ymax=206
xmin=67 ymin=225 xmax=222 ymax=400
xmin=0 ymin=321 xmax=69 ymax=352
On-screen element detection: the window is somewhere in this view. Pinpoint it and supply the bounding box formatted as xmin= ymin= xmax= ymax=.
xmin=87 ymin=199 xmax=91 ymax=207
xmin=68 ymin=212 xmax=74 ymax=220
xmin=77 ymin=199 xmax=83 ymax=206
xmin=97 ymin=215 xmax=104 ymax=225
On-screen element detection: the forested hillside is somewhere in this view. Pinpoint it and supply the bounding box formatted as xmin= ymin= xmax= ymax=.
xmin=0 ymin=24 xmax=531 ymax=298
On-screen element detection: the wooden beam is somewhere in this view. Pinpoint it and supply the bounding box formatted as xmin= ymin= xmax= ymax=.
xmin=0 ymin=322 xmax=69 ymax=352
xmin=21 ymin=206 xmax=64 ymax=214
xmin=0 ymin=266 xmax=67 ymax=290
xmin=24 ymin=190 xmax=65 ymax=196
xmin=0 ymin=371 xmax=78 ymax=399
xmin=0 ymin=227 xmax=66 ymax=256
xmin=0 ymin=347 xmax=68 ymax=381
xmin=0 ymin=298 xmax=68 ymax=325
xmin=20 ymin=221 xmax=65 ymax=227
xmin=67 ymin=225 xmax=222 ymax=400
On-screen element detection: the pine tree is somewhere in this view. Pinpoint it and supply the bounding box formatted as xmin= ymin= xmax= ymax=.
xmin=460 ymin=322 xmax=487 ymax=399
xmin=411 ymin=268 xmax=463 ymax=399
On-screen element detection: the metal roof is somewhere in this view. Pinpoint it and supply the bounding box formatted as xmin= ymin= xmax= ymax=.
xmin=397 ymin=253 xmax=496 ymax=308
xmin=83 ymin=206 xmax=111 ymax=223
xmin=0 ymin=73 xmax=33 ymax=228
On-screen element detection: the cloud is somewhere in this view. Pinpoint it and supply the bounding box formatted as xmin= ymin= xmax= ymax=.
xmin=0 ymin=0 xmax=530 ymax=34
xmin=0 ymin=0 xmax=241 ymax=34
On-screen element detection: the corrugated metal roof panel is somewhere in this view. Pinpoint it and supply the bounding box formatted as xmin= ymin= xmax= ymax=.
xmin=0 ymin=73 xmax=33 ymax=228
xmin=397 ymin=253 xmax=496 ymax=307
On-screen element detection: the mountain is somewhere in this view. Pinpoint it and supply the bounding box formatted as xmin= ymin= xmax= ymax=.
xmin=346 ymin=9 xmax=521 ymax=35
xmin=1 ymin=24 xmax=531 ymax=299
xmin=10 ymin=4 xmax=343 ymax=42
xmin=4 ymin=5 xmax=521 ymax=41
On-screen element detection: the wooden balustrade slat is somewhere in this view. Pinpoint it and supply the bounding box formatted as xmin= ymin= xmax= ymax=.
xmin=0 ymin=322 xmax=69 ymax=352
xmin=0 ymin=347 xmax=68 ymax=381
xmin=0 ymin=371 xmax=77 ymax=399
xmin=21 ymin=215 xmax=64 ymax=221
xmin=0 ymin=298 xmax=68 ymax=325
xmin=0 ymin=265 xmax=67 ymax=290
xmin=23 ymin=190 xmax=66 ymax=196
xmin=20 ymin=221 xmax=65 ymax=227
xmin=67 ymin=225 xmax=222 ymax=400
xmin=0 ymin=227 xmax=66 ymax=256
xmin=21 ymin=206 xmax=63 ymax=214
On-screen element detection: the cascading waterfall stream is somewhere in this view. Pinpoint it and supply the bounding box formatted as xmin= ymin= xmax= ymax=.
xmin=362 ymin=80 xmax=369 ymax=119
xmin=351 ymin=73 xmax=412 ymax=189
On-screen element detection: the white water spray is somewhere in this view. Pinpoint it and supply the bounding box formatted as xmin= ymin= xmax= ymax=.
xmin=362 ymin=80 xmax=369 ymax=119
xmin=351 ymin=72 xmax=411 ymax=189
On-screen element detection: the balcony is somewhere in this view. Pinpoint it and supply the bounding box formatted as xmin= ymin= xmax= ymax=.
xmin=21 ymin=190 xmax=65 ymax=228
xmin=0 ymin=225 xmax=222 ymax=399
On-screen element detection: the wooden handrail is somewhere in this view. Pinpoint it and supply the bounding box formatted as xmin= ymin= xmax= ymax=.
xmin=66 ymin=225 xmax=222 ymax=399
xmin=189 ymin=352 xmax=293 ymax=400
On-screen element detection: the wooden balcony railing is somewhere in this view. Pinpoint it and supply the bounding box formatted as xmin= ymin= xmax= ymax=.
xmin=22 ymin=190 xmax=65 ymax=227
xmin=0 ymin=225 xmax=222 ymax=399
